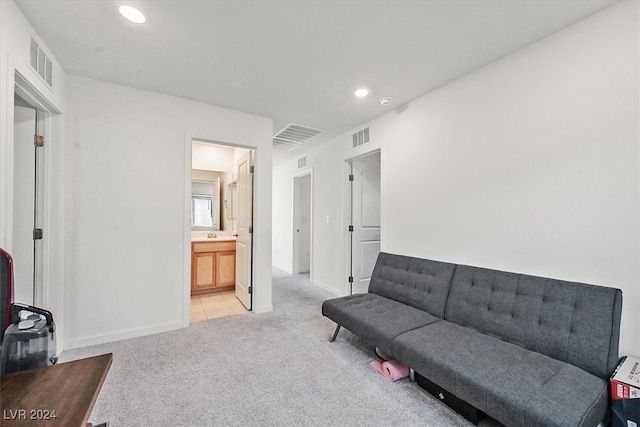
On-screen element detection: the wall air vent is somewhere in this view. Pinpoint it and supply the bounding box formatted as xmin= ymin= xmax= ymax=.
xmin=352 ymin=127 xmax=370 ymax=148
xmin=273 ymin=124 xmax=322 ymax=152
xmin=29 ymin=37 xmax=53 ymax=88
xmin=297 ymin=155 xmax=308 ymax=169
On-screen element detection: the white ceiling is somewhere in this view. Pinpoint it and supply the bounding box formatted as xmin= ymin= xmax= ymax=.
xmin=15 ymin=0 xmax=618 ymax=165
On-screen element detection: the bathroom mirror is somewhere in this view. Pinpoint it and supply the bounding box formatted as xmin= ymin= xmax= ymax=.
xmin=227 ymin=181 xmax=237 ymax=219
xmin=191 ymin=177 xmax=220 ymax=230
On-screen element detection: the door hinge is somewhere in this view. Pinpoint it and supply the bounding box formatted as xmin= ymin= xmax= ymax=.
xmin=348 ymin=174 xmax=354 ymax=181
xmin=249 ymin=165 xmax=254 ymax=173
xmin=33 ymin=228 xmax=43 ymax=240
xmin=248 ymin=286 xmax=252 ymax=294
xmin=348 ymin=276 xmax=354 ymax=283
xmin=34 ymin=135 xmax=44 ymax=147
xmin=249 ymin=225 xmax=253 ymax=233
xmin=348 ymin=225 xmax=354 ymax=232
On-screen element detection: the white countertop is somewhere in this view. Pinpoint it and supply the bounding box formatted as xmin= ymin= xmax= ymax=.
xmin=191 ymin=236 xmax=237 ymax=242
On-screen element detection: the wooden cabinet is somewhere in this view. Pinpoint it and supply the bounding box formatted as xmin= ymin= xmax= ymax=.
xmin=191 ymin=241 xmax=236 ymax=294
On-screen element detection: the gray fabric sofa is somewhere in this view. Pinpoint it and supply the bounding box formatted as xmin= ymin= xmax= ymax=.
xmin=322 ymin=252 xmax=623 ymax=427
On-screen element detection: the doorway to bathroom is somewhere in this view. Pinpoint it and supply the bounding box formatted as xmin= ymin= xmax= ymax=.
xmin=189 ymin=140 xmax=254 ymax=323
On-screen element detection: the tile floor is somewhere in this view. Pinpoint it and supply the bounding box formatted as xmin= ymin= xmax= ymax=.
xmin=190 ymin=289 xmax=248 ymax=323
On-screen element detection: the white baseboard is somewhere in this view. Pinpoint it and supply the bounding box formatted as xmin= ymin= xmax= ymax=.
xmin=312 ymin=280 xmax=343 ymax=297
xmin=254 ymin=303 xmax=273 ymax=314
xmin=62 ymin=320 xmax=183 ymax=351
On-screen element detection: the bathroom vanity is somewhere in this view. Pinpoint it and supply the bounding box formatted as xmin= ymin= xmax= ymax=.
xmin=191 ymin=238 xmax=236 ymax=295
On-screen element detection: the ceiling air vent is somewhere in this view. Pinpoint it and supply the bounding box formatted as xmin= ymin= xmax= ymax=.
xmin=29 ymin=37 xmax=53 ymax=88
xmin=273 ymin=124 xmax=322 ymax=152
xmin=352 ymin=127 xmax=370 ymax=148
xmin=297 ymin=155 xmax=308 ymax=169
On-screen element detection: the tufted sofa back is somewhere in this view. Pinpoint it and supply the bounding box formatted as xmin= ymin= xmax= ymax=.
xmin=368 ymin=252 xmax=456 ymax=318
xmin=444 ymin=264 xmax=622 ymax=378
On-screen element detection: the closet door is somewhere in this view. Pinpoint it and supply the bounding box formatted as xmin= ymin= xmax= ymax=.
xmin=13 ymin=102 xmax=42 ymax=305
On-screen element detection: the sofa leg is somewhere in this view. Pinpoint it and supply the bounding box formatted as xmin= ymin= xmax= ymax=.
xmin=329 ymin=325 xmax=341 ymax=342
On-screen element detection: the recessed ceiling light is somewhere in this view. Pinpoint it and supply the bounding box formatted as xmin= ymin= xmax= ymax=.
xmin=379 ymin=97 xmax=393 ymax=106
xmin=354 ymin=88 xmax=369 ymax=98
xmin=119 ymin=5 xmax=146 ymax=24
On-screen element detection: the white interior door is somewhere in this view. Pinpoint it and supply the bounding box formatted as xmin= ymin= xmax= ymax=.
xmin=235 ymin=151 xmax=253 ymax=309
xmin=34 ymin=111 xmax=45 ymax=307
xmin=292 ymin=173 xmax=311 ymax=274
xmin=350 ymin=151 xmax=381 ymax=294
xmin=12 ymin=102 xmax=38 ymax=305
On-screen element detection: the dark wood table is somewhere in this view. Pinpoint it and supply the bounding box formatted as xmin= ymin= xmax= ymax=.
xmin=1 ymin=353 xmax=112 ymax=427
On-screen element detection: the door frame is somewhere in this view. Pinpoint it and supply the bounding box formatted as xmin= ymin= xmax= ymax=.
xmin=13 ymin=74 xmax=59 ymax=308
xmin=292 ymin=169 xmax=313 ymax=277
xmin=345 ymin=148 xmax=381 ymax=295
xmin=182 ymin=137 xmax=257 ymax=326
xmin=1 ymin=68 xmax=63 ymax=350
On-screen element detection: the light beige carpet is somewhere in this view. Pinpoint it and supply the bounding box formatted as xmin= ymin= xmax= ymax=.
xmin=60 ymin=269 xmax=501 ymax=427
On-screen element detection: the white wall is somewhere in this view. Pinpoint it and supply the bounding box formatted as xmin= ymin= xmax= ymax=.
xmin=272 ymin=160 xmax=296 ymax=272
xmin=192 ymin=141 xmax=235 ymax=172
xmin=273 ymin=2 xmax=640 ymax=356
xmin=63 ymin=75 xmax=273 ymax=349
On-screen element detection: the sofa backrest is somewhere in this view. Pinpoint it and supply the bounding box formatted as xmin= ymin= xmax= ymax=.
xmin=444 ymin=264 xmax=622 ymax=378
xmin=368 ymin=252 xmax=456 ymax=318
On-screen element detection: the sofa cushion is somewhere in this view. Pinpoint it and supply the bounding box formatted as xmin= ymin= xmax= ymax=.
xmin=393 ymin=321 xmax=608 ymax=427
xmin=368 ymin=252 xmax=457 ymax=318
xmin=444 ymin=264 xmax=622 ymax=378
xmin=321 ymin=293 xmax=440 ymax=355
